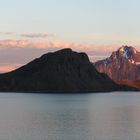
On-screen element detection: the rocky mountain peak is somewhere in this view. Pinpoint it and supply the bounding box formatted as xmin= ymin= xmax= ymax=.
xmin=94 ymin=46 xmax=140 ymax=84
xmin=108 ymin=46 xmax=139 ymax=64
xmin=118 ymin=45 xmax=136 ymax=53
xmin=40 ymin=48 xmax=90 ymax=65
xmin=117 ymin=45 xmax=137 ymax=59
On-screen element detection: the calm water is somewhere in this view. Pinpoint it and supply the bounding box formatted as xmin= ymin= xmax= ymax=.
xmin=0 ymin=92 xmax=140 ymax=140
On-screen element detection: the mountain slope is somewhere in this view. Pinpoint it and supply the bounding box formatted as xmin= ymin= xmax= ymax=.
xmin=94 ymin=46 xmax=140 ymax=88
xmin=0 ymin=48 xmax=132 ymax=92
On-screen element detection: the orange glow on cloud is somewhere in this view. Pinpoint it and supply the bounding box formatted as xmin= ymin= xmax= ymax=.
xmin=0 ymin=39 xmax=119 ymax=52
xmin=0 ymin=66 xmax=16 ymax=73
xmin=0 ymin=39 xmax=137 ymax=73
xmin=0 ymin=64 xmax=22 ymax=73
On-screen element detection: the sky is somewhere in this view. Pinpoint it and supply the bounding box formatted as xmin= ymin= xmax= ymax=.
xmin=0 ymin=0 xmax=140 ymax=72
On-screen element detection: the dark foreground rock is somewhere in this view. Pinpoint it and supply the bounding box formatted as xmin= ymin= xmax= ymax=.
xmin=0 ymin=48 xmax=135 ymax=93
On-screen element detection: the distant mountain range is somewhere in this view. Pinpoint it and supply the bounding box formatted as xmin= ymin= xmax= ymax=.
xmin=94 ymin=46 xmax=140 ymax=89
xmin=0 ymin=48 xmax=133 ymax=93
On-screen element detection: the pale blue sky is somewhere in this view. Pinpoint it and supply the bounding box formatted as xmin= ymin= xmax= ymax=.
xmin=0 ymin=0 xmax=140 ymax=45
xmin=0 ymin=0 xmax=140 ymax=72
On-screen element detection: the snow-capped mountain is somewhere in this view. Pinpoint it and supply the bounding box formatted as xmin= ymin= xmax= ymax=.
xmin=94 ymin=46 xmax=140 ymax=88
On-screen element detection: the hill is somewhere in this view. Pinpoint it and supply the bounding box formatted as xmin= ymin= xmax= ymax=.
xmin=0 ymin=48 xmax=134 ymax=92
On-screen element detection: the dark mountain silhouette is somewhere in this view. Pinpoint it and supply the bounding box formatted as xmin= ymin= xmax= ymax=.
xmin=0 ymin=48 xmax=134 ymax=93
xmin=94 ymin=46 xmax=140 ymax=89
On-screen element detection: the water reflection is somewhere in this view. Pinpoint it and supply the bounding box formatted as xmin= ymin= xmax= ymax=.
xmin=0 ymin=93 xmax=139 ymax=139
xmin=87 ymin=92 xmax=140 ymax=140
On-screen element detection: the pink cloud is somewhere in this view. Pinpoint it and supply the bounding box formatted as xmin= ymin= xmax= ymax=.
xmin=0 ymin=39 xmax=30 ymax=47
xmin=0 ymin=39 xmax=136 ymax=73
xmin=0 ymin=64 xmax=21 ymax=73
xmin=0 ymin=39 xmax=119 ymax=57
xmin=0 ymin=39 xmax=121 ymax=61
xmin=0 ymin=66 xmax=14 ymax=73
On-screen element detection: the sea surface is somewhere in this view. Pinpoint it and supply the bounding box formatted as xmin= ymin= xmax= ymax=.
xmin=0 ymin=92 xmax=140 ymax=140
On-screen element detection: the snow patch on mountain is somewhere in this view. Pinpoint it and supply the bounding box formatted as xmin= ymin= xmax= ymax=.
xmin=123 ymin=49 xmax=129 ymax=59
xmin=119 ymin=46 xmax=129 ymax=59
xmin=136 ymin=62 xmax=140 ymax=65
xmin=134 ymin=49 xmax=137 ymax=54
xmin=131 ymin=60 xmax=135 ymax=64
xmin=94 ymin=45 xmax=140 ymax=82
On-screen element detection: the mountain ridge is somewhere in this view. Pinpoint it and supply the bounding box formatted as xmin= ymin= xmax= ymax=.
xmin=0 ymin=48 xmax=134 ymax=93
xmin=94 ymin=45 xmax=140 ymax=88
